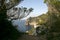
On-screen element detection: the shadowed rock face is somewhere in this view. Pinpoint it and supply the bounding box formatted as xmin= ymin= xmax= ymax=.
xmin=48 ymin=4 xmax=59 ymax=13
xmin=46 ymin=0 xmax=60 ymax=13
xmin=45 ymin=0 xmax=60 ymax=40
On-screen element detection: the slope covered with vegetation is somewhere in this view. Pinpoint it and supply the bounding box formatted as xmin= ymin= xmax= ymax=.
xmin=36 ymin=0 xmax=60 ymax=40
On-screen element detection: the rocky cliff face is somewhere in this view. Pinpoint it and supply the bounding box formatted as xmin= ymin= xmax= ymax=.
xmin=45 ymin=0 xmax=60 ymax=40
xmin=47 ymin=0 xmax=60 ymax=13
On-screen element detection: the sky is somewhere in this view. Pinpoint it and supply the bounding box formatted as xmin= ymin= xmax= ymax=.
xmin=17 ymin=0 xmax=48 ymax=19
xmin=13 ymin=0 xmax=48 ymax=31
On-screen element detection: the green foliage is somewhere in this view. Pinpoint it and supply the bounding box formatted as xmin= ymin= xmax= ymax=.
xmin=8 ymin=7 xmax=33 ymax=20
xmin=0 ymin=0 xmax=25 ymax=40
xmin=44 ymin=0 xmax=60 ymax=12
xmin=0 ymin=2 xmax=22 ymax=40
xmin=46 ymin=0 xmax=60 ymax=39
xmin=44 ymin=0 xmax=47 ymax=3
xmin=0 ymin=9 xmax=21 ymax=40
xmin=36 ymin=0 xmax=60 ymax=40
xmin=40 ymin=31 xmax=46 ymax=35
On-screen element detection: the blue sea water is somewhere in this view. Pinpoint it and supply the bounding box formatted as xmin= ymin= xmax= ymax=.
xmin=12 ymin=19 xmax=27 ymax=32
